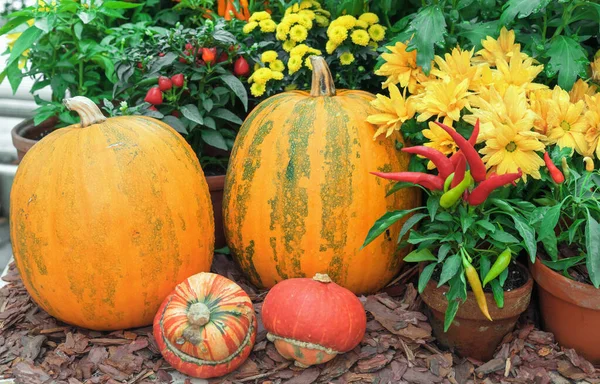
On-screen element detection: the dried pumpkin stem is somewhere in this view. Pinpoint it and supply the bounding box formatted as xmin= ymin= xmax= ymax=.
xmin=187 ymin=302 xmax=211 ymax=326
xmin=312 ymin=273 xmax=332 ymax=283
xmin=63 ymin=96 xmax=107 ymax=128
xmin=309 ymin=56 xmax=336 ymax=97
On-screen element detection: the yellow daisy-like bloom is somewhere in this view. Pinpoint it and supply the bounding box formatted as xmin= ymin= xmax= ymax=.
xmin=414 ymin=78 xmax=471 ymax=125
xmin=286 ymin=14 xmax=301 ymax=24
xmin=249 ymin=11 xmax=272 ymax=22
xmin=569 ymin=78 xmax=598 ymax=103
xmin=333 ymin=15 xmax=356 ymax=29
xmin=592 ymin=55 xmax=600 ymax=83
xmin=356 ymin=20 xmax=369 ymax=29
xmin=270 ymin=60 xmax=285 ymax=72
xmin=493 ymin=47 xmax=545 ymax=92
xmin=340 ymin=52 xmax=355 ymax=65
xmin=290 ymin=44 xmax=310 ymax=58
xmin=529 ymin=88 xmax=553 ymax=137
xmin=479 ymin=123 xmax=546 ymax=180
xmin=326 ymin=40 xmax=338 ymax=54
xmin=308 ymin=47 xmax=322 ymax=55
xmin=545 ymin=86 xmax=590 ymax=155
xmin=472 ymin=27 xmax=527 ymax=66
xmin=368 ymin=24 xmax=385 ymax=42
xmin=430 ymin=47 xmax=482 ymax=90
xmin=250 ymin=83 xmax=266 ymax=97
xmin=359 ymin=12 xmax=379 ymax=25
xmin=327 ymin=26 xmax=348 ymax=45
xmin=315 ymin=15 xmax=329 ymax=27
xmin=297 ymin=15 xmax=313 ymax=29
xmin=305 ymin=57 xmax=313 ymax=70
xmin=289 ymin=25 xmax=308 ymax=42
xmin=252 ymin=68 xmax=273 ymax=85
xmin=243 ymin=22 xmax=258 ymax=34
xmin=277 ymin=21 xmax=291 ymax=35
xmin=271 ymin=71 xmax=284 ymax=80
xmin=260 ymin=19 xmax=277 ymax=33
xmin=282 ymin=40 xmax=296 ymax=52
xmin=351 ymin=29 xmax=370 ymax=46
xmin=366 ymin=83 xmax=416 ymax=139
xmin=584 ymin=94 xmax=600 ymax=159
xmin=422 ymin=121 xmax=459 ymax=159
xmin=288 ymin=56 xmax=303 ymax=74
xmin=299 ymin=9 xmax=316 ymax=20
xmin=261 ymin=50 xmax=278 ymax=63
xmin=375 ymin=41 xmax=426 ymax=94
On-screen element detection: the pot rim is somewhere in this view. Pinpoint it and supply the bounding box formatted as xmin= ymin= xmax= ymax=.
xmin=529 ymin=256 xmax=600 ymax=310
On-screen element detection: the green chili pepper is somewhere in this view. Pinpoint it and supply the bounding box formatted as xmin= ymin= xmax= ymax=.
xmin=444 ymin=172 xmax=455 ymax=192
xmin=483 ymin=248 xmax=511 ymax=287
xmin=440 ymin=171 xmax=473 ymax=208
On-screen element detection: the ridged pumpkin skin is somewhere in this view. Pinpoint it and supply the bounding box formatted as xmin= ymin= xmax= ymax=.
xmin=9 ymin=97 xmax=214 ymax=331
xmin=153 ymin=272 xmax=257 ymax=378
xmin=223 ymin=56 xmax=420 ymax=294
xmin=262 ymin=273 xmax=366 ymax=367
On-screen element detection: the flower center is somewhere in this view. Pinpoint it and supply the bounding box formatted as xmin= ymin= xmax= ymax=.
xmin=506 ymin=141 xmax=517 ymax=152
xmin=560 ymin=120 xmax=571 ymax=131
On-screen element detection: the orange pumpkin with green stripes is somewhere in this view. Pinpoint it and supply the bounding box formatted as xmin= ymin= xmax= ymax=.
xmin=153 ymin=272 xmax=257 ymax=378
xmin=9 ymin=96 xmax=214 ymax=331
xmin=223 ymin=56 xmax=421 ymax=294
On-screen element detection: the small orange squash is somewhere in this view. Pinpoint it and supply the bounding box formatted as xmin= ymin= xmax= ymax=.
xmin=153 ymin=272 xmax=257 ymax=378
xmin=9 ymin=96 xmax=214 ymax=331
xmin=223 ymin=56 xmax=421 ymax=295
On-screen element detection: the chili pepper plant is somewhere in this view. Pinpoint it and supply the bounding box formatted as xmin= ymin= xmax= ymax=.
xmin=363 ymin=120 xmax=538 ymax=331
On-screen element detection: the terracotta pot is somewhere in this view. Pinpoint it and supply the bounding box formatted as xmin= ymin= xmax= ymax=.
xmin=11 ymin=117 xmax=227 ymax=249
xmin=530 ymin=257 xmax=600 ymax=364
xmin=420 ymin=262 xmax=533 ymax=361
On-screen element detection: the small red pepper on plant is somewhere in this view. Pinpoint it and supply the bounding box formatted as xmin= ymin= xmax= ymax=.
xmin=435 ymin=120 xmax=487 ymax=182
xmin=543 ymin=152 xmax=565 ymax=184
xmin=466 ymin=169 xmax=523 ymax=206
xmin=171 ymin=74 xmax=185 ymax=88
xmin=449 ymin=119 xmax=479 ymax=167
xmin=217 ymin=51 xmax=229 ymax=63
xmin=144 ymin=87 xmax=163 ymax=105
xmin=450 ymin=154 xmax=466 ymax=189
xmin=202 ymin=47 xmax=217 ymax=64
xmin=401 ymin=146 xmax=454 ymax=180
xmin=158 ymin=76 xmax=173 ymax=91
xmin=370 ymin=171 xmax=445 ymax=191
xmin=234 ymin=56 xmax=250 ymax=76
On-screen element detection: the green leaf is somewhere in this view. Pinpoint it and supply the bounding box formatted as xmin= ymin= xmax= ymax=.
xmin=437 ymin=243 xmax=451 ymax=263
xmin=78 ymin=11 xmax=96 ymax=24
xmin=203 ymin=99 xmax=214 ymax=113
xmin=438 ymin=254 xmax=461 ymax=287
xmin=162 ymin=116 xmax=186 ymax=133
xmin=398 ymin=213 xmax=427 ymax=240
xmin=541 ymin=232 xmax=558 ymax=261
xmin=404 ymin=248 xmax=437 ymax=263
xmin=74 ymin=22 xmax=83 ymax=40
xmin=476 ymin=220 xmax=496 ymax=233
xmin=221 ymin=74 xmax=248 ymax=111
xmin=6 ymin=60 xmax=22 ymax=95
xmin=457 ymin=20 xmax=500 ymax=50
xmin=444 ymin=300 xmax=459 ymax=332
xmin=0 ymin=16 xmax=31 ymax=36
xmin=362 ymin=208 xmax=423 ymax=248
xmin=150 ymin=52 xmax=177 ymax=74
xmin=204 ymin=117 xmax=216 ymax=130
xmin=490 ymin=280 xmax=504 ymax=308
xmin=201 ymin=129 xmax=228 ymax=150
xmin=499 ymin=266 xmax=509 ymax=286
xmin=406 ymin=5 xmax=446 ymax=74
xmin=212 ymin=108 xmax=243 ymax=125
xmin=34 ymin=18 xmax=49 ymax=33
xmin=443 ymin=273 xmax=467 ymax=332
xmin=427 ymin=196 xmax=439 ymax=221
xmin=500 ymin=0 xmax=551 ymax=26
xmin=545 ymin=35 xmax=589 ymax=91
xmin=181 ymin=104 xmax=204 ymax=125
xmin=103 ymin=0 xmax=144 ymax=8
xmin=6 ymin=26 xmax=41 ymax=69
xmin=585 ymin=212 xmax=600 ymax=288
xmin=490 ymin=230 xmax=520 ymax=244
xmin=418 ymin=263 xmax=436 ymax=294
xmin=513 ymin=215 xmax=537 ymax=263
xmin=386 ymin=182 xmax=421 ymax=196
xmin=537 ymin=203 xmax=562 ymax=240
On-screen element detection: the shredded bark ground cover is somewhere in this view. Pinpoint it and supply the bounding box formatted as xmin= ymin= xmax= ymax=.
xmin=0 ymin=254 xmax=598 ymax=384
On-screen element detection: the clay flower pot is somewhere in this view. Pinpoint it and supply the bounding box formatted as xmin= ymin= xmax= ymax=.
xmin=11 ymin=117 xmax=227 ymax=248
xmin=420 ymin=262 xmax=533 ymax=361
xmin=530 ymin=257 xmax=600 ymax=364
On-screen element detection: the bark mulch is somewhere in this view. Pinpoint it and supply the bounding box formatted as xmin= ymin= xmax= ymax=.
xmin=0 ymin=253 xmax=598 ymax=384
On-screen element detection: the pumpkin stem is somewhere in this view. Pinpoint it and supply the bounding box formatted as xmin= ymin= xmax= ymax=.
xmin=309 ymin=56 xmax=336 ymax=97
xmin=312 ymin=273 xmax=332 ymax=283
xmin=187 ymin=302 xmax=211 ymax=326
xmin=63 ymin=96 xmax=107 ymax=128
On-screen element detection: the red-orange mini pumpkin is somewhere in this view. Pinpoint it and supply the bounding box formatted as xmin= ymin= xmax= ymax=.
xmin=261 ymin=273 xmax=366 ymax=367
xmin=153 ymin=272 xmax=257 ymax=379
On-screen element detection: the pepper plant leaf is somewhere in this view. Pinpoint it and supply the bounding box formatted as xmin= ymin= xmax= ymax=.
xmin=545 ymin=35 xmax=589 ymax=91
xmin=500 ymin=0 xmax=551 ymax=26
xmin=418 ymin=263 xmax=436 ymax=294
xmin=438 ymin=254 xmax=461 ymax=287
xmin=6 ymin=25 xmax=41 ymax=69
xmin=404 ymin=248 xmax=437 ymax=263
xmin=398 ymin=213 xmax=428 ymax=241
xmin=513 ymin=215 xmax=537 ymax=262
xmin=406 ymin=5 xmax=446 ymax=74
xmin=362 ymin=207 xmax=424 ymax=248
xmin=585 ymin=211 xmax=600 ymax=288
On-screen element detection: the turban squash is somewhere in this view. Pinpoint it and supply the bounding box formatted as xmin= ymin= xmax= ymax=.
xmin=223 ymin=55 xmax=420 ymax=294
xmin=9 ymin=96 xmax=214 ymax=330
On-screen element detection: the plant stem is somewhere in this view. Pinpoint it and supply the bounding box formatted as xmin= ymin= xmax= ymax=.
xmin=542 ymin=12 xmax=547 ymax=40
xmin=79 ymin=61 xmax=83 ymax=94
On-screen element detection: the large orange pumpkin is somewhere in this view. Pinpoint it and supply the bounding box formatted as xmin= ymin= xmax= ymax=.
xmin=10 ymin=96 xmax=215 ymax=331
xmin=222 ymin=56 xmax=421 ymax=295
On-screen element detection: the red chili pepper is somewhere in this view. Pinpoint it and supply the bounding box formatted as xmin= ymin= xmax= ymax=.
xmin=179 ymin=57 xmax=188 ymax=64
xmin=202 ymin=47 xmax=217 ymax=64
xmin=158 ymin=52 xmax=165 ymax=57
xmin=466 ymin=169 xmax=523 ymax=206
xmin=172 ymin=110 xmax=180 ymax=118
xmin=171 ymin=74 xmax=185 ymax=88
xmin=450 ymin=119 xmax=479 ymax=167
xmin=158 ymin=76 xmax=173 ymax=91
xmin=435 ymin=121 xmax=487 ymax=183
xmin=233 ymin=56 xmax=250 ymax=76
xmin=544 ymin=152 xmax=565 ymax=184
xmin=149 ymin=106 xmax=157 ymax=111
xmin=401 ymin=146 xmax=454 ymax=180
xmin=370 ymin=171 xmax=444 ymax=191
xmin=217 ymin=51 xmax=229 ymax=63
xmin=137 ymin=62 xmax=143 ymax=69
xmin=451 ymin=153 xmax=466 ymax=189
xmin=144 ymin=87 xmax=163 ymax=105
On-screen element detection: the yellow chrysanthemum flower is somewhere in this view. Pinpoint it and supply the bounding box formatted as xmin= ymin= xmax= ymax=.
xmin=368 ymin=24 xmax=385 ymax=42
xmin=430 ymin=47 xmax=483 ymax=91
xmin=529 ymin=88 xmax=553 ymax=137
xmin=305 ymin=57 xmax=313 ymax=70
xmin=260 ymin=19 xmax=277 ymax=33
xmin=290 ymin=44 xmax=310 ymax=58
xmin=282 ymin=40 xmax=296 ymax=52
xmin=545 ymin=86 xmax=590 ymax=155
xmin=359 ymin=12 xmax=379 ymax=25
xmin=351 ymin=29 xmax=370 ymax=46
xmin=286 ymin=14 xmax=301 ymax=24
xmin=355 ymin=20 xmax=369 ymax=29
xmin=297 ymin=15 xmax=313 ymax=29
xmin=472 ymin=27 xmax=528 ymax=66
xmin=315 ymin=15 xmax=329 ymax=27
xmin=289 ymin=25 xmax=308 ymax=42
xmin=299 ymin=9 xmax=316 ymax=19
xmin=249 ymin=11 xmax=272 ymax=22
xmin=422 ymin=121 xmax=459 ymax=163
xmin=414 ymin=78 xmax=472 ymax=125
xmin=333 ymin=15 xmax=356 ymax=29
xmin=276 ymin=31 xmax=288 ymax=40
xmin=326 ymin=40 xmax=338 ymax=54
xmin=277 ymin=21 xmax=291 ymax=35
xmin=272 ymin=71 xmax=284 ymax=80
xmin=368 ymin=41 xmax=378 ymax=51
xmin=288 ymin=56 xmax=303 ymax=74
xmin=367 ymin=83 xmax=416 ymax=139
xmin=479 ymin=123 xmax=546 ymax=180
xmin=327 ymin=26 xmax=348 ymax=45
xmin=493 ymin=47 xmax=545 ymax=92
xmin=569 ymin=78 xmax=598 ymax=103
xmin=250 ymin=83 xmax=266 ymax=97
xmin=592 ymin=54 xmax=600 ymax=82
xmin=270 ymin=60 xmax=285 ymax=72
xmin=375 ymin=41 xmax=427 ymax=94
xmin=243 ymin=22 xmax=258 ymax=34
xmin=340 ymin=52 xmax=355 ymax=65
xmin=252 ymin=68 xmax=273 ymax=85
xmin=261 ymin=50 xmax=278 ymax=63
xmin=308 ymin=47 xmax=322 ymax=55
xmin=584 ymin=94 xmax=600 ymax=159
